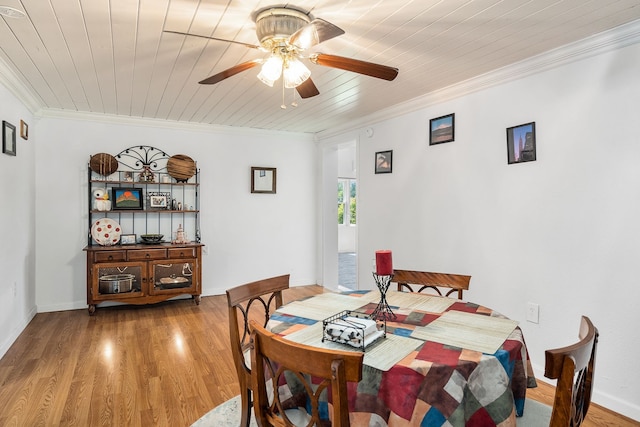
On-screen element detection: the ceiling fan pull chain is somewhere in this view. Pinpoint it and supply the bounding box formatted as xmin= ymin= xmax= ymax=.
xmin=291 ymin=88 xmax=298 ymax=107
xmin=281 ymin=78 xmax=287 ymax=109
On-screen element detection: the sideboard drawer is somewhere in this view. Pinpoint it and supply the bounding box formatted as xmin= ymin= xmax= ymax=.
xmin=127 ymin=249 xmax=167 ymax=261
xmin=94 ymin=251 xmax=126 ymax=262
xmin=168 ymin=248 xmax=196 ymax=259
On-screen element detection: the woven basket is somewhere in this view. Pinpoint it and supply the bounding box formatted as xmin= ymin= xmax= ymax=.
xmin=89 ymin=153 xmax=118 ymax=176
xmin=167 ymin=154 xmax=196 ymax=182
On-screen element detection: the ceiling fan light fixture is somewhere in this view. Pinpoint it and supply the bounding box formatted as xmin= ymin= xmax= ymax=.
xmin=283 ymin=57 xmax=311 ymax=88
xmin=257 ymin=54 xmax=283 ymax=86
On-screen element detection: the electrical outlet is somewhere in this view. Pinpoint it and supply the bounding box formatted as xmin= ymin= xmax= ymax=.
xmin=12 ymin=282 xmax=17 ymax=298
xmin=526 ymin=302 xmax=539 ymax=323
xmin=202 ymin=246 xmax=209 ymax=255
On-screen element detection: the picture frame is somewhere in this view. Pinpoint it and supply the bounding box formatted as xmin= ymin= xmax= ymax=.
xmin=251 ymin=167 xmax=276 ymax=194
xmin=148 ymin=192 xmax=169 ymax=209
xmin=120 ymin=234 xmax=137 ymax=245
xmin=2 ymin=121 xmax=16 ymax=156
xmin=111 ymin=187 xmax=143 ymax=210
xmin=20 ymin=120 xmax=28 ymax=140
xmin=375 ymin=150 xmax=393 ymax=174
xmin=507 ymin=122 xmax=536 ymax=164
xmin=429 ymin=113 xmax=455 ymax=145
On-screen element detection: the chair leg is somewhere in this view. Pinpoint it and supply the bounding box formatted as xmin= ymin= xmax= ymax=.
xmin=239 ymin=386 xmax=251 ymax=427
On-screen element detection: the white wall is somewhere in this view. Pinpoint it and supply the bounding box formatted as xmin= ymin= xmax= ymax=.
xmin=0 ymin=82 xmax=37 ymax=357
xmin=324 ymin=39 xmax=640 ymax=419
xmin=33 ymin=116 xmax=317 ymax=312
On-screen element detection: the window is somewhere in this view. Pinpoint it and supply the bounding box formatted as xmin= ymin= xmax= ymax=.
xmin=338 ymin=179 xmax=356 ymax=225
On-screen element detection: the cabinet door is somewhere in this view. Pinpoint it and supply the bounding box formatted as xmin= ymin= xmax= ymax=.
xmin=148 ymin=259 xmax=198 ymax=295
xmin=91 ymin=261 xmax=146 ymax=301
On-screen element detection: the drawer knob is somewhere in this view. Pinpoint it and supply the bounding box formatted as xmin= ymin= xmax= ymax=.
xmin=146 ymin=253 xmax=150 ymax=258
xmin=180 ymin=252 xmax=184 ymax=257
xmin=108 ymin=255 xmax=113 ymax=260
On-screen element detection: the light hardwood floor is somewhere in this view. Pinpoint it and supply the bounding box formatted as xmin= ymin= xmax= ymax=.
xmin=0 ymin=285 xmax=636 ymax=426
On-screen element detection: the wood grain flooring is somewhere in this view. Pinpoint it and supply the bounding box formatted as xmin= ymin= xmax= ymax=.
xmin=0 ymin=285 xmax=636 ymax=426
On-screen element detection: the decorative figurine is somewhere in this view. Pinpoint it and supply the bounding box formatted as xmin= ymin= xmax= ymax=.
xmin=138 ymin=165 xmax=155 ymax=182
xmin=172 ymin=224 xmax=189 ymax=244
xmin=93 ymin=188 xmax=112 ymax=211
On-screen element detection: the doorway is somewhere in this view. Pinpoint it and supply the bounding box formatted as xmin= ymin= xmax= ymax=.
xmin=337 ymin=144 xmax=357 ymax=290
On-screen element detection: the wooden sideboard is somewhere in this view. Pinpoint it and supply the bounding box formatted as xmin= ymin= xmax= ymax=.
xmin=84 ymin=243 xmax=203 ymax=315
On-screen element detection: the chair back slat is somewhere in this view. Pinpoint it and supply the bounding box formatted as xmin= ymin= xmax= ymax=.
xmin=226 ymin=274 xmax=290 ymax=427
xmin=392 ymin=269 xmax=471 ymax=300
xmin=250 ymin=320 xmax=363 ymax=426
xmin=544 ymin=316 xmax=599 ymax=427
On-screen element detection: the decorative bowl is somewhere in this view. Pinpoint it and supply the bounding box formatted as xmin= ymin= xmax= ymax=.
xmin=140 ymin=234 xmax=164 ymax=243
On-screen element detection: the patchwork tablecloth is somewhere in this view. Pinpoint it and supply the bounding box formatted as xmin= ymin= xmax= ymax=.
xmin=267 ymin=292 xmax=536 ymax=427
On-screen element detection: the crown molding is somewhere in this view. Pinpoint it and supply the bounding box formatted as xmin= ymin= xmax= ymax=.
xmin=0 ymin=56 xmax=43 ymax=114
xmin=316 ymin=18 xmax=640 ymax=141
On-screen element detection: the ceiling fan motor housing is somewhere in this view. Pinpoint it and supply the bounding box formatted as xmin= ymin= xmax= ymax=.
xmin=255 ymin=7 xmax=310 ymax=47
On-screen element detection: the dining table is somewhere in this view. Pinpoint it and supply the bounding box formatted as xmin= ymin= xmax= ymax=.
xmin=266 ymin=289 xmax=537 ymax=427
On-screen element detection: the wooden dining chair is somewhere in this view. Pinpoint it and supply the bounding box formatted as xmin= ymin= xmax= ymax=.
xmin=249 ymin=320 xmax=364 ymax=426
xmin=517 ymin=316 xmax=599 ymax=427
xmin=392 ymin=269 xmax=471 ymax=300
xmin=226 ymin=274 xmax=290 ymax=427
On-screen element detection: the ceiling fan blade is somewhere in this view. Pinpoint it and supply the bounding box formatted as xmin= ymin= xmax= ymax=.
xmin=296 ymin=78 xmax=320 ymax=98
xmin=163 ymin=30 xmax=261 ymax=50
xmin=289 ymin=18 xmax=345 ymax=50
xmin=310 ymin=53 xmax=399 ymax=81
xmin=199 ymin=60 xmax=261 ymax=85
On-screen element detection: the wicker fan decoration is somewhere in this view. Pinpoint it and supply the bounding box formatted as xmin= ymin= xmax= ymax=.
xmin=89 ymin=153 xmax=118 ymax=177
xmin=167 ymin=154 xmax=196 ymax=183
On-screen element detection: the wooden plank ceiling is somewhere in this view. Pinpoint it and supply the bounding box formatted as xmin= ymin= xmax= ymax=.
xmin=0 ymin=0 xmax=639 ymax=134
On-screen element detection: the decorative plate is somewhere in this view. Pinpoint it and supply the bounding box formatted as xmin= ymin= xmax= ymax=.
xmin=91 ymin=218 xmax=122 ymax=246
xmin=167 ymin=154 xmax=196 ymax=182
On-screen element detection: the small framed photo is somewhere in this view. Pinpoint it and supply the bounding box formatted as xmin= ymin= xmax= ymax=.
xmin=148 ymin=192 xmax=169 ymax=209
xmin=120 ymin=234 xmax=137 ymax=245
xmin=507 ymin=122 xmax=536 ymax=164
xmin=251 ymin=167 xmax=276 ymax=193
xmin=429 ymin=113 xmax=455 ymax=145
xmin=2 ymin=121 xmax=16 ymax=156
xmin=112 ymin=187 xmax=143 ymax=210
xmin=121 ymin=171 xmax=133 ymax=182
xmin=375 ymin=150 xmax=392 ymax=174
xmin=20 ymin=120 xmax=28 ymax=140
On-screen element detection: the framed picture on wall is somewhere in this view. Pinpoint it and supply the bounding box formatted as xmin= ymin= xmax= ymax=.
xmin=2 ymin=121 xmax=16 ymax=156
xmin=20 ymin=120 xmax=28 ymax=140
xmin=375 ymin=150 xmax=393 ymax=174
xmin=429 ymin=113 xmax=455 ymax=145
xmin=251 ymin=167 xmax=277 ymax=193
xmin=506 ymin=122 xmax=536 ymax=164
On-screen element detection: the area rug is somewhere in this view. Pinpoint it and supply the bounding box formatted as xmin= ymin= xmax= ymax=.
xmin=515 ymin=398 xmax=552 ymax=426
xmin=191 ymin=395 xmax=258 ymax=427
xmin=193 ymin=396 xmax=551 ymax=426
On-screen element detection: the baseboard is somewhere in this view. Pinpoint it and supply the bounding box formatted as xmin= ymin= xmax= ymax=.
xmin=0 ymin=305 xmax=37 ymax=360
xmin=531 ymin=363 xmax=639 ymax=422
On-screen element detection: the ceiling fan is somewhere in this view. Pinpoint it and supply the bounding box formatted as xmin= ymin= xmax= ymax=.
xmin=164 ymin=6 xmax=399 ymax=102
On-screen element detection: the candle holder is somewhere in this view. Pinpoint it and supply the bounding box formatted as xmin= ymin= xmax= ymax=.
xmin=371 ymin=272 xmax=396 ymax=321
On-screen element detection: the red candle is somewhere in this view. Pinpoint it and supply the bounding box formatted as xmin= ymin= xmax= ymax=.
xmin=375 ymin=250 xmax=393 ymax=275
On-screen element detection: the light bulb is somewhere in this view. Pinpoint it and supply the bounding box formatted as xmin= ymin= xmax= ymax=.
xmin=283 ymin=57 xmax=311 ymax=88
xmin=257 ymin=54 xmax=283 ymax=86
